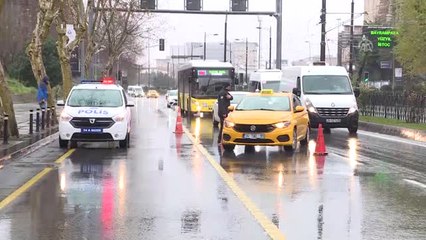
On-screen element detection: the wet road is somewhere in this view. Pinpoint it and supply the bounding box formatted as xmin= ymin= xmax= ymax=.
xmin=183 ymin=107 xmax=426 ymax=240
xmin=0 ymin=98 xmax=270 ymax=240
xmin=0 ymin=97 xmax=425 ymax=240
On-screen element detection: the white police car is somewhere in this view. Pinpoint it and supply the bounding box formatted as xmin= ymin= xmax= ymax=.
xmin=57 ymin=79 xmax=134 ymax=149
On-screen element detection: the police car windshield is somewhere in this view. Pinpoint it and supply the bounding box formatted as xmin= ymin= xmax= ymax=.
xmin=236 ymin=96 xmax=291 ymax=111
xmin=67 ymin=89 xmax=123 ymax=107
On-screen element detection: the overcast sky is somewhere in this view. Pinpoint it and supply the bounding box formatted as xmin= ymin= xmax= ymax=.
xmin=146 ymin=0 xmax=365 ymax=65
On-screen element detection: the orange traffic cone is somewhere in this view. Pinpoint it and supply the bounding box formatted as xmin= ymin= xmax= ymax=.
xmin=175 ymin=107 xmax=184 ymax=134
xmin=314 ymin=124 xmax=328 ymax=155
xmin=316 ymin=155 xmax=326 ymax=175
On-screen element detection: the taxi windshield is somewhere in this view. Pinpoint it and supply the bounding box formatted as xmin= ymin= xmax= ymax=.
xmin=67 ymin=89 xmax=123 ymax=107
xmin=236 ymin=96 xmax=291 ymax=111
xmin=231 ymin=93 xmax=247 ymax=105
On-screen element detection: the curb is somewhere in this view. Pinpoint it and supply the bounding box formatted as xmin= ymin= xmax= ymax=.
xmin=0 ymin=128 xmax=58 ymax=165
xmin=359 ymin=121 xmax=426 ymax=142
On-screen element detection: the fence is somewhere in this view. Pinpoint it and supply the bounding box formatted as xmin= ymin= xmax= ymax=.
xmin=358 ymin=92 xmax=426 ymax=123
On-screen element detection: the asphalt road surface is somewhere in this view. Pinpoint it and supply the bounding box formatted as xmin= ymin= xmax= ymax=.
xmin=0 ymin=97 xmax=425 ymax=240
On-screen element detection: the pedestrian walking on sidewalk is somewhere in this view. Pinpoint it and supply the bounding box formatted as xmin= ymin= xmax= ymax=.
xmin=37 ymin=76 xmax=49 ymax=110
xmin=217 ymin=82 xmax=233 ymax=144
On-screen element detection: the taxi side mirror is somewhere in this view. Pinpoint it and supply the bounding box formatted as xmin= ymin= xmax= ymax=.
xmin=127 ymin=101 xmax=135 ymax=107
xmin=57 ymin=100 xmax=65 ymax=106
xmin=295 ymin=106 xmax=305 ymax=113
xmin=354 ymin=88 xmax=361 ymax=98
xmin=228 ymin=105 xmax=235 ymax=111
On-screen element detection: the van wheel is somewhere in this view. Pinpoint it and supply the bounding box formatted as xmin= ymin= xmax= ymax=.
xmin=284 ymin=129 xmax=298 ymax=151
xmin=348 ymin=126 xmax=358 ymax=134
xmin=119 ymin=134 xmax=129 ymax=148
xmin=300 ymin=126 xmax=310 ymax=146
xmin=59 ymin=137 xmax=68 ymax=148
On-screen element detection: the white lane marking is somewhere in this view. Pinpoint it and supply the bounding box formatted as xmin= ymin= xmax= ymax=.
xmin=403 ymin=179 xmax=426 ymax=189
xmin=335 ymin=129 xmax=426 ymax=148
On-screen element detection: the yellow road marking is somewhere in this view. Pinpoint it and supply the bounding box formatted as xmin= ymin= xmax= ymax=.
xmin=182 ymin=126 xmax=286 ymax=240
xmin=0 ymin=168 xmax=52 ymax=210
xmin=55 ymin=149 xmax=75 ymax=164
xmin=0 ymin=149 xmax=75 ymax=210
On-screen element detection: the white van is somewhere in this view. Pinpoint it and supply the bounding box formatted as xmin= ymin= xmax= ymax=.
xmin=248 ymin=69 xmax=283 ymax=92
xmin=281 ymin=66 xmax=360 ymax=134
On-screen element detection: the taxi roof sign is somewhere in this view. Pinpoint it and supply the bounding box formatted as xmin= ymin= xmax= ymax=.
xmin=260 ymin=89 xmax=274 ymax=94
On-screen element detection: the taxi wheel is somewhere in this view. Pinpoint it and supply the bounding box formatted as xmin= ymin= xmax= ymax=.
xmin=59 ymin=137 xmax=68 ymax=148
xmin=223 ymin=144 xmax=235 ymax=151
xmin=284 ymin=129 xmax=298 ymax=151
xmin=300 ymin=126 xmax=310 ymax=146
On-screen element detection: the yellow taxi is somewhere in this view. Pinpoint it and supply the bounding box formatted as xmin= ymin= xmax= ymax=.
xmin=146 ymin=90 xmax=159 ymax=98
xmin=222 ymin=89 xmax=310 ymax=151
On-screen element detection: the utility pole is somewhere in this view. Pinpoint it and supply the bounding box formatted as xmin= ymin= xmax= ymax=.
xmin=258 ymin=18 xmax=262 ymax=69
xmin=276 ymin=0 xmax=282 ymax=69
xmin=349 ymin=0 xmax=354 ymax=78
xmin=245 ymin=38 xmax=248 ymax=85
xmin=320 ymin=0 xmax=327 ymax=62
xmin=269 ymin=26 xmax=272 ymax=69
xmin=224 ymin=13 xmax=228 ymax=62
xmin=203 ymin=32 xmax=207 ymax=60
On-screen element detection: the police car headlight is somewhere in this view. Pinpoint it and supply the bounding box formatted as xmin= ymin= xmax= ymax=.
xmin=113 ymin=112 xmax=126 ymax=122
xmin=224 ymin=120 xmax=235 ymax=128
xmin=274 ymin=121 xmax=291 ymax=129
xmin=348 ymin=105 xmax=358 ymax=114
xmin=60 ymin=112 xmax=72 ymax=122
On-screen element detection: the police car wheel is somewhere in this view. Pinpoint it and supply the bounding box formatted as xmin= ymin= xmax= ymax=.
xmin=70 ymin=140 xmax=78 ymax=149
xmin=59 ymin=137 xmax=68 ymax=148
xmin=119 ymin=134 xmax=129 ymax=148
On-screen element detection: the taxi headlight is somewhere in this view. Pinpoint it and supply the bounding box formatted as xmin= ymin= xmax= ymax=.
xmin=348 ymin=105 xmax=358 ymax=114
xmin=224 ymin=120 xmax=235 ymax=128
xmin=60 ymin=112 xmax=72 ymax=122
xmin=274 ymin=121 xmax=291 ymax=129
xmin=113 ymin=112 xmax=126 ymax=122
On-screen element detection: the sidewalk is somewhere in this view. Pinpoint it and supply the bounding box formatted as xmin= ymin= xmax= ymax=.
xmin=0 ymin=103 xmax=59 ymax=164
xmin=359 ymin=121 xmax=426 ymax=142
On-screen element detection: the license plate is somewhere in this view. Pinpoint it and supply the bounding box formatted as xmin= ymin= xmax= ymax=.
xmin=81 ymin=128 xmax=103 ymax=133
xmin=243 ymin=133 xmax=265 ymax=139
xmin=326 ymin=119 xmax=341 ymax=123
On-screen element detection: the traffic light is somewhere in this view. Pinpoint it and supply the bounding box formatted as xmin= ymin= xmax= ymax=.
xmin=141 ymin=0 xmax=155 ymax=10
xmin=363 ymin=72 xmax=369 ymax=82
xmin=159 ymin=39 xmax=165 ymax=51
xmin=231 ymin=0 xmax=248 ymax=12
xmin=186 ymin=0 xmax=201 ymax=11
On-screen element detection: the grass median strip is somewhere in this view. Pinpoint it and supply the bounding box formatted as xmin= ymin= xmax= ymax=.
xmin=360 ymin=116 xmax=426 ymax=131
xmin=182 ymin=126 xmax=286 ymax=240
xmin=0 ymin=149 xmax=75 ymax=211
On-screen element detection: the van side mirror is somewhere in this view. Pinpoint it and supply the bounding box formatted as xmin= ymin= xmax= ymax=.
xmin=292 ymin=88 xmax=301 ymax=97
xmin=354 ymin=88 xmax=360 ymax=98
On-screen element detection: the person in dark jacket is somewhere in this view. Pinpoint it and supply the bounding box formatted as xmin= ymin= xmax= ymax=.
xmin=37 ymin=76 xmax=49 ymax=109
xmin=217 ymin=83 xmax=233 ymax=144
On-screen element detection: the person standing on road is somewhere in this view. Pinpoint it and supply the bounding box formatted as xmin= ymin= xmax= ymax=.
xmin=217 ymin=83 xmax=233 ymax=144
xmin=37 ymin=75 xmax=49 ymax=110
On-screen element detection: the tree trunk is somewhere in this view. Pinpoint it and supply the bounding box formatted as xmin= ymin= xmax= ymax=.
xmin=0 ymin=62 xmax=19 ymax=138
xmin=56 ymin=25 xmax=73 ymax=99
xmin=105 ymin=57 xmax=115 ymax=76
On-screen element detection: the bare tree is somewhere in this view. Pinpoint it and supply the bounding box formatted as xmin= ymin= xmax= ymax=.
xmin=0 ymin=0 xmax=19 ymax=138
xmin=55 ymin=0 xmax=88 ymax=98
xmin=26 ymin=0 xmax=58 ymax=112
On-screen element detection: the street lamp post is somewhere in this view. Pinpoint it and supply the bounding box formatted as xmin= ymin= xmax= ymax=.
xmin=204 ymin=32 xmax=219 ymax=60
xmin=245 ymin=38 xmax=248 ymax=86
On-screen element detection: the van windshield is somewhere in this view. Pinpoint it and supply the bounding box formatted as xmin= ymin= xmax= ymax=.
xmin=262 ymin=81 xmax=281 ymax=92
xmin=303 ymin=75 xmax=352 ymax=94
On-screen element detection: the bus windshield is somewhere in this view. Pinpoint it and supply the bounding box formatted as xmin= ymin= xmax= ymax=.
xmin=192 ymin=77 xmax=231 ymax=98
xmin=303 ymin=75 xmax=353 ymax=94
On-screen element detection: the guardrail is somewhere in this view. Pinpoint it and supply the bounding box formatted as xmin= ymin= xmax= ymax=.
xmin=358 ymin=92 xmax=426 ymax=123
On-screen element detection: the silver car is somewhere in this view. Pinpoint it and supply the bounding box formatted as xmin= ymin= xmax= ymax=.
xmin=212 ymin=91 xmax=249 ymax=127
xmin=166 ymin=89 xmax=178 ymax=108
